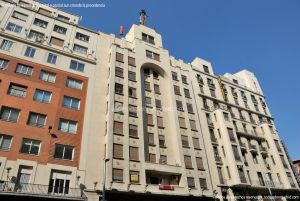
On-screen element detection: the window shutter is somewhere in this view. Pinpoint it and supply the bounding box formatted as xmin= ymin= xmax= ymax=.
xmin=190 ymin=120 xmax=197 ymax=131
xmin=128 ymin=57 xmax=136 ymax=66
xmin=116 ymin=52 xmax=124 ymax=62
xmin=50 ymin=37 xmax=64 ymax=47
xmin=38 ymin=8 xmax=52 ymax=16
xmin=174 ymin=85 xmax=180 ymax=95
xmin=153 ymin=53 xmax=160 ymax=61
xmin=129 ymin=124 xmax=138 ymax=137
xmin=113 ymin=121 xmax=123 ymax=134
xmin=179 ymin=117 xmax=186 ymax=128
xmin=182 ymin=135 xmax=189 ymax=147
xmin=187 ymin=103 xmax=194 ymax=113
xmin=113 ymin=144 xmax=123 ymax=158
xmin=148 ymin=133 xmax=154 ymax=145
xmin=184 ymin=155 xmax=193 ymax=169
xmin=193 ymin=138 xmax=200 ymax=149
xmin=149 ymin=154 xmax=156 ymax=163
xmin=129 ymin=147 xmax=139 ymax=161
xmin=113 ymin=169 xmax=123 ymax=181
xmin=187 ymin=177 xmax=195 ymax=187
xmin=196 ymin=157 xmax=204 ymax=170
xmin=199 ymin=178 xmax=208 ymax=189
xmin=157 ymin=116 xmax=164 ymax=128
xmin=147 ymin=114 xmax=153 ymax=125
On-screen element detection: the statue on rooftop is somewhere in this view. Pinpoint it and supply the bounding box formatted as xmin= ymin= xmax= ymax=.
xmin=139 ymin=9 xmax=148 ymax=25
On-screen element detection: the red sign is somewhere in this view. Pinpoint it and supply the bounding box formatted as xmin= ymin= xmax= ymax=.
xmin=159 ymin=185 xmax=174 ymax=190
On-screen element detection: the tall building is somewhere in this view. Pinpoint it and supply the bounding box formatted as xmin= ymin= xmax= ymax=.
xmin=0 ymin=0 xmax=299 ymax=201
xmin=293 ymin=160 xmax=300 ymax=187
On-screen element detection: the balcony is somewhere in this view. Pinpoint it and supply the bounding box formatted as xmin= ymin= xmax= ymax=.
xmin=260 ymin=146 xmax=268 ymax=156
xmin=0 ymin=180 xmax=85 ymax=200
xmin=235 ymin=127 xmax=265 ymax=141
xmin=249 ymin=144 xmax=258 ymax=153
xmin=239 ymin=142 xmax=247 ymax=151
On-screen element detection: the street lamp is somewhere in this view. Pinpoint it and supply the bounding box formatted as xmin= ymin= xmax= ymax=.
xmin=102 ymin=158 xmax=110 ymax=201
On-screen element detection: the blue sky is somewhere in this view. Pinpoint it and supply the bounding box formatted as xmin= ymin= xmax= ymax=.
xmin=46 ymin=0 xmax=300 ymax=160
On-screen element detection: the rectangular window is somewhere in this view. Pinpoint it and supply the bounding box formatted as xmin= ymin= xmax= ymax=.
xmin=155 ymin=99 xmax=162 ymax=109
xmin=157 ymin=116 xmax=164 ymax=128
xmin=24 ymin=47 xmax=36 ymax=58
xmin=174 ymin=85 xmax=181 ymax=95
xmin=54 ymin=144 xmax=74 ymax=160
xmin=115 ymin=67 xmax=123 ymax=77
xmin=142 ymin=33 xmax=155 ymax=44
xmin=210 ymin=88 xmax=216 ymax=97
xmin=115 ymin=83 xmax=123 ymax=94
xmin=145 ymin=97 xmax=151 ymax=107
xmin=172 ymin=72 xmax=178 ymax=80
xmin=128 ymin=71 xmax=136 ymax=81
xmin=130 ymin=171 xmax=139 ymax=183
xmin=129 ymin=87 xmax=136 ymax=98
xmin=39 ymin=70 xmax=56 ymax=83
xmin=203 ymin=65 xmax=209 ymax=73
xmin=8 ymin=83 xmax=27 ymax=98
xmin=154 ymin=84 xmax=160 ymax=93
xmin=147 ymin=114 xmax=153 ymax=125
xmin=129 ymin=147 xmax=139 ymax=161
xmin=28 ymin=30 xmax=45 ymax=42
xmin=189 ymin=119 xmax=197 ymax=131
xmin=232 ymin=145 xmax=241 ymax=161
xmin=38 ymin=8 xmax=52 ymax=16
xmin=6 ymin=22 xmax=22 ymax=33
xmin=129 ymin=124 xmax=138 ymax=137
xmin=182 ymin=135 xmax=189 ymax=147
xmin=116 ymin=52 xmax=124 ymax=62
xmin=63 ymin=96 xmax=80 ymax=110
xmin=70 ymin=60 xmax=85 ymax=72
xmin=179 ymin=117 xmax=186 ymax=128
xmin=0 ymin=134 xmax=12 ymax=151
xmin=53 ymin=25 xmax=67 ymax=34
xmin=113 ymin=121 xmax=123 ymax=134
xmin=0 ymin=40 xmax=13 ymax=51
xmin=182 ymin=75 xmax=188 ymax=84
xmin=34 ymin=89 xmax=51 ymax=103
xmin=33 ymin=18 xmax=48 ymax=28
xmin=57 ymin=14 xmax=70 ymax=22
xmin=148 ymin=133 xmax=154 ymax=145
xmin=0 ymin=106 xmax=20 ymax=122
xmin=144 ymin=81 xmax=151 ymax=91
xmin=257 ymin=172 xmax=265 ymax=186
xmin=0 ymin=58 xmax=9 ymax=70
xmin=149 ymin=153 xmax=156 ymax=163
xmin=12 ymin=11 xmax=28 ymax=21
xmin=184 ymin=89 xmax=191 ymax=98
xmin=47 ymin=53 xmax=58 ymax=64
xmin=193 ymin=138 xmax=201 ymax=149
xmin=27 ymin=112 xmax=46 ymax=127
xmin=223 ymin=112 xmax=230 ymax=121
xmin=129 ymin=105 xmax=137 ymax=117
xmin=159 ymin=135 xmax=165 ymax=147
xmin=187 ymin=177 xmax=195 ymax=188
xmin=187 ymin=103 xmax=194 ymax=113
xmin=58 ymin=119 xmax=78 ymax=134
xmin=184 ymin=155 xmax=193 ymax=169
xmin=145 ymin=50 xmax=160 ymax=61
xmin=50 ymin=37 xmax=64 ymax=47
xmin=66 ymin=78 xmax=83 ymax=90
xmin=199 ymin=178 xmax=208 ymax=189
xmin=159 ymin=155 xmax=167 ymax=164
xmin=114 ymin=101 xmax=123 ymax=114
xmin=75 ymin=32 xmax=90 ymax=42
xmin=228 ymin=128 xmax=236 ymax=142
xmin=176 ymin=100 xmax=183 ymax=111
xmin=113 ymin=144 xmax=123 ymax=158
xmin=128 ymin=57 xmax=136 ymax=66
xmin=113 ymin=169 xmax=123 ymax=181
xmin=196 ymin=157 xmax=204 ymax=170
xmin=20 ymin=138 xmax=41 ymax=155
xmin=73 ymin=44 xmax=87 ymax=55
xmin=15 ymin=64 xmax=33 ymax=76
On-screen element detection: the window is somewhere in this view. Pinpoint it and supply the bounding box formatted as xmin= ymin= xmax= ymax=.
xmin=113 ymin=121 xmax=123 ymax=134
xmin=115 ymin=67 xmax=124 ymax=77
xmin=55 ymin=13 xmax=69 ymax=21
xmin=176 ymin=100 xmax=183 ymax=111
xmin=155 ymin=99 xmax=162 ymax=109
xmin=129 ymin=147 xmax=139 ymax=161
xmin=113 ymin=144 xmax=123 ymax=158
xmin=39 ymin=70 xmax=56 ymax=83
xmin=33 ymin=18 xmax=48 ymax=28
xmin=223 ymin=112 xmax=230 ymax=121
xmin=179 ymin=117 xmax=186 ymax=128
xmin=75 ymin=32 xmax=89 ymax=42
xmin=148 ymin=133 xmax=154 ymax=145
xmin=174 ymin=85 xmax=181 ymax=95
xmin=154 ymin=84 xmax=160 ymax=93
xmin=0 ymin=58 xmax=9 ymax=70
xmin=129 ymin=105 xmax=137 ymax=117
xmin=182 ymin=75 xmax=188 ymax=84
xmin=157 ymin=116 xmax=164 ymax=128
xmin=20 ymin=139 xmax=41 ymax=155
xmin=114 ymin=101 xmax=123 ymax=114
xmin=182 ymin=135 xmax=189 ymax=147
xmin=184 ymin=89 xmax=190 ymax=98
xmin=12 ymin=11 xmax=28 ymax=21
xmin=0 ymin=40 xmax=13 ymax=51
xmin=19 ymin=1 xmax=32 ymax=8
xmin=38 ymin=8 xmax=52 ymax=16
xmin=129 ymin=124 xmax=138 ymax=137
xmin=252 ymin=153 xmax=258 ymax=164
xmin=6 ymin=22 xmax=22 ymax=33
xmin=187 ymin=103 xmax=194 ymax=113
xmin=257 ymin=172 xmax=265 ymax=186
xmin=0 ymin=134 xmax=12 ymax=151
xmin=70 ymin=60 xmax=85 ymax=72
xmin=196 ymin=157 xmax=204 ymax=170
xmin=50 ymin=37 xmax=64 ymax=47
xmin=66 ymin=78 xmax=83 ymax=90
xmin=232 ymin=145 xmax=241 ymax=161
xmin=145 ymin=97 xmax=151 ymax=107
xmin=159 ymin=155 xmax=167 ymax=164
xmin=34 ymin=89 xmax=51 ymax=103
xmin=189 ymin=120 xmax=197 ymax=131
xmin=115 ymin=83 xmax=123 ymax=94
xmin=228 ymin=128 xmax=236 ymax=142
xmin=16 ymin=64 xmax=33 ymax=76
xmin=153 ymin=71 xmax=159 ymax=79
xmin=8 ymin=83 xmax=27 ymax=98
xmin=142 ymin=33 xmax=155 ymax=44
xmin=47 ymin=53 xmax=58 ymax=64
xmin=116 ymin=52 xmax=124 ymax=62
xmin=24 ymin=47 xmax=36 ymax=58
xmin=54 ymin=144 xmax=74 ymax=160
xmin=210 ymin=88 xmax=216 ymax=97
xmin=73 ymin=44 xmax=87 ymax=55
xmin=128 ymin=71 xmax=136 ymax=81
xmin=128 ymin=57 xmax=136 ymax=66
xmin=28 ymin=30 xmax=45 ymax=42
xmin=53 ymin=25 xmax=67 ymax=34
xmin=193 ymin=138 xmax=201 ymax=149
xmin=0 ymin=106 xmax=20 ymax=122
xmin=113 ymin=169 xmax=123 ymax=181
xmin=233 ymin=79 xmax=238 ymax=84
xmin=187 ymin=177 xmax=195 ymax=188
xmin=280 ymin=155 xmax=288 ymax=168
xmin=144 ymin=81 xmax=151 ymax=91
xmin=144 ymin=68 xmax=150 ymax=76
xmin=129 ymin=87 xmax=136 ymax=98
xmin=203 ymin=65 xmax=209 ymax=73
xmin=159 ymin=135 xmax=165 ymax=147
xmin=146 ymin=50 xmax=160 ymax=61
xmin=149 ymin=153 xmax=156 ymax=163
xmin=27 ymin=112 xmax=46 ymax=127
xmin=184 ymin=155 xmax=193 ymax=169
xmin=58 ymin=119 xmax=78 ymax=134
xmin=130 ymin=171 xmax=139 ymax=183
xmin=63 ymin=96 xmax=80 ymax=110
xmin=199 ymin=178 xmax=207 ymax=189
xmin=147 ymin=114 xmax=153 ymax=125
xmin=172 ymin=72 xmax=178 ymax=80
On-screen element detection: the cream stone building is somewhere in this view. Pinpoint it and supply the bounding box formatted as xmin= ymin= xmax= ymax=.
xmin=0 ymin=0 xmax=299 ymax=201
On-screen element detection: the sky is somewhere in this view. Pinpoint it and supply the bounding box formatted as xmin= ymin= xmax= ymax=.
xmin=45 ymin=0 xmax=300 ymax=160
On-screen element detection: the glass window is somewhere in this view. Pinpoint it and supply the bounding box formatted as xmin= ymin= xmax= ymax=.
xmin=12 ymin=11 xmax=28 ymax=21
xmin=73 ymin=44 xmax=87 ymax=55
xmin=27 ymin=112 xmax=46 ymax=127
xmin=75 ymin=32 xmax=90 ymax=42
xmin=20 ymin=138 xmax=41 ymax=155
xmin=113 ymin=169 xmax=123 ymax=181
xmin=0 ymin=134 xmax=12 ymax=151
xmin=33 ymin=18 xmax=48 ymax=28
xmin=15 ymin=64 xmax=33 ymax=76
xmin=24 ymin=47 xmax=36 ymax=58
xmin=39 ymin=70 xmax=56 ymax=83
xmin=66 ymin=78 xmax=83 ymax=90
xmin=0 ymin=58 xmax=9 ymax=70
xmin=47 ymin=53 xmax=58 ymax=64
xmin=0 ymin=106 xmax=20 ymax=122
xmin=28 ymin=30 xmax=45 ymax=41
xmin=33 ymin=89 xmax=51 ymax=103
xmin=6 ymin=22 xmax=22 ymax=33
xmin=57 ymin=14 xmax=70 ymax=22
xmin=70 ymin=60 xmax=85 ymax=72
xmin=128 ymin=87 xmax=136 ymax=98
xmin=58 ymin=119 xmax=78 ymax=134
xmin=8 ymin=83 xmax=27 ymax=98
xmin=128 ymin=71 xmax=136 ymax=81
xmin=63 ymin=96 xmax=80 ymax=110
xmin=129 ymin=124 xmax=138 ymax=137
xmin=0 ymin=40 xmax=13 ymax=51
xmin=53 ymin=25 xmax=67 ymax=34
xmin=54 ymin=144 xmax=74 ymax=160
xmin=115 ymin=67 xmax=123 ymax=77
